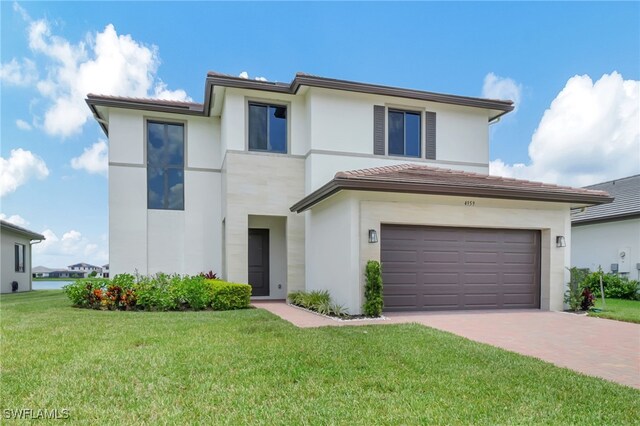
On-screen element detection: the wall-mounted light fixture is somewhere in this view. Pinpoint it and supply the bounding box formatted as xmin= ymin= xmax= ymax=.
xmin=556 ymin=236 xmax=566 ymax=248
xmin=368 ymin=229 xmax=378 ymax=244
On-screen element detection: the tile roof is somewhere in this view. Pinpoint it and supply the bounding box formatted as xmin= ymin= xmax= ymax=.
xmin=291 ymin=164 xmax=613 ymax=213
xmin=571 ymin=174 xmax=640 ymax=224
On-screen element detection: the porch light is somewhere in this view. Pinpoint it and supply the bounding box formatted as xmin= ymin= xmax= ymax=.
xmin=368 ymin=229 xmax=378 ymax=244
xmin=556 ymin=236 xmax=566 ymax=248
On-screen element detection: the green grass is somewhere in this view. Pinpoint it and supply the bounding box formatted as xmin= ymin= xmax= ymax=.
xmin=1 ymin=291 xmax=638 ymax=424
xmin=589 ymin=298 xmax=640 ymax=324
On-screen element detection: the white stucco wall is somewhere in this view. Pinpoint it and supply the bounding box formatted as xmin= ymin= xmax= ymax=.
xmin=304 ymin=191 xmax=571 ymax=314
xmin=223 ymin=151 xmax=305 ymax=294
xmin=1 ymin=229 xmax=33 ymax=293
xmin=572 ymin=218 xmax=640 ymax=280
xmin=305 ymin=192 xmax=361 ymax=314
xmin=108 ymin=109 xmax=222 ymax=277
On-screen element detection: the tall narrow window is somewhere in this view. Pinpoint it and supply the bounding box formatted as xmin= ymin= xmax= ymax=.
xmin=15 ymin=243 xmax=25 ymax=272
xmin=388 ymin=110 xmax=421 ymax=157
xmin=147 ymin=121 xmax=184 ymax=210
xmin=248 ymin=103 xmax=287 ymax=153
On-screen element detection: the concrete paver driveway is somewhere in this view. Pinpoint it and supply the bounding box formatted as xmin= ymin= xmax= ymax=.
xmin=384 ymin=310 xmax=640 ymax=389
xmin=254 ymin=302 xmax=640 ymax=389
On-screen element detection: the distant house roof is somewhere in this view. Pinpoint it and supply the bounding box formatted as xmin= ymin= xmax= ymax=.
xmin=33 ymin=266 xmax=58 ymax=273
xmin=68 ymin=262 xmax=101 ymax=269
xmin=0 ymin=220 xmax=45 ymax=240
xmin=571 ymin=175 xmax=640 ymax=225
xmin=290 ymin=164 xmax=614 ymax=213
xmin=102 ymin=264 xmax=109 ymax=268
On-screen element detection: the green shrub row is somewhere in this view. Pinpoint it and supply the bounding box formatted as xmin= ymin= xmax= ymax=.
xmin=580 ymin=271 xmax=640 ymax=300
xmin=288 ymin=290 xmax=348 ymax=317
xmin=63 ymin=273 xmax=251 ymax=311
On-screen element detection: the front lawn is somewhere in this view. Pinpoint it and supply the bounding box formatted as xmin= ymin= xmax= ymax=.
xmin=1 ymin=291 xmax=638 ymax=424
xmin=589 ymin=298 xmax=640 ymax=324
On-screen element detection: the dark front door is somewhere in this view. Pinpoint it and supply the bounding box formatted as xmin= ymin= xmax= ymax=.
xmin=248 ymin=229 xmax=270 ymax=296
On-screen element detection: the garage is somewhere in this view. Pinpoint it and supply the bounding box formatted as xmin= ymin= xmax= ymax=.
xmin=381 ymin=225 xmax=541 ymax=311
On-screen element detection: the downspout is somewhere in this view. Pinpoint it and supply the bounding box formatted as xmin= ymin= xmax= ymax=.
xmin=30 ymin=239 xmax=43 ymax=291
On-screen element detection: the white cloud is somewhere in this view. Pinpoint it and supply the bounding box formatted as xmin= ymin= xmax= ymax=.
xmin=490 ymin=72 xmax=640 ymax=187
xmin=32 ymin=228 xmax=108 ymax=267
xmin=70 ymin=140 xmax=108 ymax=176
xmin=239 ymin=71 xmax=267 ymax=82
xmin=11 ymin=7 xmax=191 ymax=137
xmin=16 ymin=119 xmax=32 ymax=131
xmin=0 ymin=58 xmax=38 ymax=86
xmin=0 ymin=213 xmax=29 ymax=227
xmin=0 ymin=148 xmax=49 ymax=197
xmin=482 ymin=72 xmax=522 ymax=112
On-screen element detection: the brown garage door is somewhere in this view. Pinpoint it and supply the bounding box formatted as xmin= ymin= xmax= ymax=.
xmin=381 ymin=225 xmax=540 ymax=311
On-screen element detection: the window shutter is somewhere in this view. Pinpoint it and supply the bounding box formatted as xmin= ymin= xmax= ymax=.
xmin=373 ymin=105 xmax=385 ymax=155
xmin=425 ymin=111 xmax=436 ymax=160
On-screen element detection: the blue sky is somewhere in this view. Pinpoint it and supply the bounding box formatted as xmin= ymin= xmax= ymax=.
xmin=1 ymin=1 xmax=639 ymax=267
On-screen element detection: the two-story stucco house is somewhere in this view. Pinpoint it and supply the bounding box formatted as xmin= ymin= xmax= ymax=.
xmin=86 ymin=72 xmax=611 ymax=314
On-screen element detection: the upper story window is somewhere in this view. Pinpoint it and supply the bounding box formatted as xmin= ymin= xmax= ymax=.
xmin=147 ymin=121 xmax=184 ymax=210
xmin=248 ymin=102 xmax=287 ymax=153
xmin=388 ymin=110 xmax=421 ymax=157
xmin=15 ymin=243 xmax=25 ymax=273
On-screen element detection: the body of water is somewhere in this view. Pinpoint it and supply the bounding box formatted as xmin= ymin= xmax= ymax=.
xmin=32 ymin=280 xmax=72 ymax=290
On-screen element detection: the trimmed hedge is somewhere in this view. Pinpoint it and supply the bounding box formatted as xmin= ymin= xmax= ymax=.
xmin=363 ymin=260 xmax=383 ymax=317
xmin=207 ymin=280 xmax=251 ymax=310
xmin=63 ymin=273 xmax=252 ymax=311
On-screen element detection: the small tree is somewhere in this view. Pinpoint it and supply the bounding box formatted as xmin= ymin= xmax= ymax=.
xmin=564 ymin=267 xmax=584 ymax=311
xmin=364 ymin=260 xmax=383 ymax=317
xmin=89 ymin=270 xmax=98 ymax=278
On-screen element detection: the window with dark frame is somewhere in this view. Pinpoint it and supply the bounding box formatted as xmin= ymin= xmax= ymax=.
xmin=248 ymin=103 xmax=287 ymax=153
xmin=147 ymin=121 xmax=185 ymax=210
xmin=15 ymin=243 xmax=25 ymax=273
xmin=388 ymin=110 xmax=421 ymax=157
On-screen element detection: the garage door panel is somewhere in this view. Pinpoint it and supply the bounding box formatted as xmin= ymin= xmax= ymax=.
xmin=422 ymin=294 xmax=460 ymax=308
xmin=382 ymin=225 xmax=540 ymax=311
xmin=464 ymin=251 xmax=499 ymax=264
xmin=464 ymin=273 xmax=499 ymax=284
xmin=383 ymin=272 xmax=418 ymax=285
xmin=422 ymin=251 xmax=460 ymax=264
xmin=421 ymin=272 xmax=459 ymax=284
xmin=463 ymin=293 xmax=499 ymax=307
xmin=503 ymin=293 xmax=536 ymax=306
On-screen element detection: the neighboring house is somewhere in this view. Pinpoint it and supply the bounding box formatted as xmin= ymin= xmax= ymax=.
xmin=1 ymin=220 xmax=45 ymax=293
xmin=33 ymin=266 xmax=86 ymax=279
xmin=100 ymin=264 xmax=110 ymax=278
xmin=571 ymin=175 xmax=640 ymax=280
xmin=32 ymin=265 xmax=56 ymax=278
xmin=86 ymin=72 xmax=611 ymax=314
xmin=68 ymin=262 xmax=102 ymax=275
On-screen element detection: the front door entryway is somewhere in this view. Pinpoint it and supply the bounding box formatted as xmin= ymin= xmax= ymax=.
xmin=248 ymin=228 xmax=270 ymax=296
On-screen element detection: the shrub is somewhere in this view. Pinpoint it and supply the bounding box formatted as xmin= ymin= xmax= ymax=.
xmin=199 ymin=270 xmax=218 ymax=280
xmin=564 ymin=267 xmax=585 ymax=312
xmin=207 ymin=280 xmax=251 ymax=310
xmin=172 ymin=275 xmax=211 ymax=310
xmin=363 ymin=260 xmax=383 ymax=317
xmin=287 ymin=290 xmax=349 ymax=317
xmin=63 ymin=279 xmax=108 ymax=308
xmin=581 ymin=271 xmax=640 ymax=300
xmin=581 ymin=288 xmax=595 ymax=311
xmin=135 ymin=273 xmax=179 ymax=311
